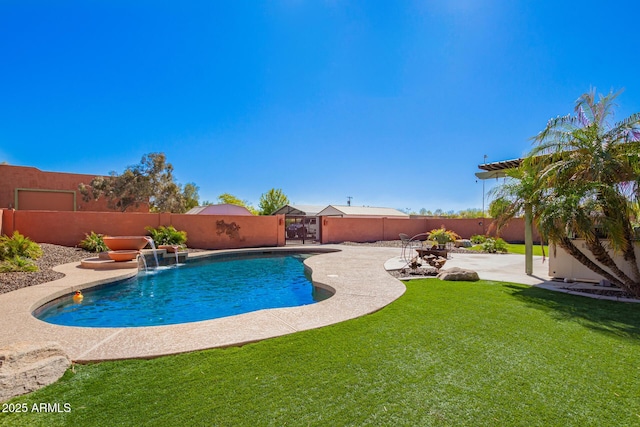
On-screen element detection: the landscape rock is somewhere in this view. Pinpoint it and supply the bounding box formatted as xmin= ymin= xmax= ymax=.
xmin=436 ymin=267 xmax=480 ymax=282
xmin=0 ymin=342 xmax=70 ymax=402
xmin=454 ymin=239 xmax=473 ymax=248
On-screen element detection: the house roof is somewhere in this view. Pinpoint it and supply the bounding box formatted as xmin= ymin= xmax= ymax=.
xmin=185 ymin=204 xmax=254 ymax=216
xmin=316 ymin=205 xmax=409 ymax=218
xmin=271 ymin=205 xmax=326 ymax=216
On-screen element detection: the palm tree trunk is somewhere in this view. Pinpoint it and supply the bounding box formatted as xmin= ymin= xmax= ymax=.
xmin=557 ymin=237 xmax=624 ymax=288
xmin=583 ymin=238 xmax=636 ymax=285
xmin=580 ymin=238 xmax=640 ymax=297
xmin=621 ymin=221 xmax=640 ymax=283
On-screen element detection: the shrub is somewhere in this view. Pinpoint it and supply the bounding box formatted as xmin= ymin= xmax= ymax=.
xmin=481 ymin=237 xmax=508 ymax=253
xmin=0 ymin=255 xmax=37 ymax=272
xmin=470 ymin=234 xmax=487 ymax=245
xmin=427 ymin=227 xmax=461 ymax=246
xmin=0 ymin=231 xmax=43 ymax=261
xmin=145 ymin=226 xmax=187 ymax=247
xmin=79 ymin=231 xmax=109 ymax=253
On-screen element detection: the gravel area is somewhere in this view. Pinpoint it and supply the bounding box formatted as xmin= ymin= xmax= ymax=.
xmin=0 ymin=244 xmax=92 ymax=295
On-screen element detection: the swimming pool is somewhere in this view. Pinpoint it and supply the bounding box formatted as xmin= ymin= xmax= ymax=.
xmin=35 ymin=253 xmax=333 ymax=328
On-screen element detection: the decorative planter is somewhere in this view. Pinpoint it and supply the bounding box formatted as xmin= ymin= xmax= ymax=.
xmin=103 ymin=236 xmax=149 ymax=251
xmin=108 ymin=250 xmax=140 ymax=262
xmin=158 ymin=245 xmax=180 ymax=253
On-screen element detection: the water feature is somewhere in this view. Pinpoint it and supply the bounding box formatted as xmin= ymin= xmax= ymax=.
xmin=144 ymin=236 xmax=160 ymax=268
xmin=138 ymin=254 xmax=148 ymax=272
xmin=36 ymin=253 xmax=332 ymax=328
xmin=173 ymin=246 xmax=179 ymax=265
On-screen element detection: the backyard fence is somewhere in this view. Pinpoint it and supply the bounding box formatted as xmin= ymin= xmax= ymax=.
xmin=0 ymin=209 xmax=540 ymax=249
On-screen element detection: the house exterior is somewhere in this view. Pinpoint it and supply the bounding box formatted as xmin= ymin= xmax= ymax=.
xmin=316 ymin=205 xmax=409 ymax=218
xmin=185 ymin=204 xmax=254 ymax=216
xmin=0 ymin=164 xmax=148 ymax=212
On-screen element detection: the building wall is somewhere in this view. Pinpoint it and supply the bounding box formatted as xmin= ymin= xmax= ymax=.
xmin=548 ymin=239 xmax=640 ymax=283
xmin=0 ymin=164 xmax=148 ymax=212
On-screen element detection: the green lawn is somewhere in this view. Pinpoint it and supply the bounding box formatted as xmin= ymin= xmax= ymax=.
xmin=470 ymin=243 xmax=549 ymax=256
xmin=3 ymin=279 xmax=640 ymax=426
xmin=505 ymin=243 xmax=549 ymax=256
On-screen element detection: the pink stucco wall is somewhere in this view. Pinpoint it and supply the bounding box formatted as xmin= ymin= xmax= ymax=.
xmin=1 ymin=209 xmax=537 ymax=248
xmin=1 ymin=210 xmax=285 ymax=249
xmin=320 ymin=217 xmax=540 ymax=244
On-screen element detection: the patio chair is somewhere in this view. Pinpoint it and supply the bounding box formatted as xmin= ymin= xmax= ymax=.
xmin=399 ymin=233 xmax=428 ymax=262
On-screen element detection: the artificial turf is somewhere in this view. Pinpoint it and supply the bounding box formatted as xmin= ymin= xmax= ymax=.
xmin=2 ymin=279 xmax=640 ymax=426
xmin=469 ymin=243 xmax=548 ymax=256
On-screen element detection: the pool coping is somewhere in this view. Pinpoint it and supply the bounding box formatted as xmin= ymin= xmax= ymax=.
xmin=0 ymin=245 xmax=406 ymax=362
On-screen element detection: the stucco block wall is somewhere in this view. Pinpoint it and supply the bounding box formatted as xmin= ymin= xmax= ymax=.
xmin=1 ymin=210 xmax=284 ymax=249
xmin=170 ymin=214 xmax=283 ymax=249
xmin=10 ymin=211 xmax=160 ymax=247
xmin=320 ymin=217 xmax=540 ymax=244
xmin=1 ymin=208 xmax=536 ymax=249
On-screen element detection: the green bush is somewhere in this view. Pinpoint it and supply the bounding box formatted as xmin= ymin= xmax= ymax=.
xmin=481 ymin=237 xmax=508 ymax=253
xmin=428 ymin=227 xmax=461 ymax=246
xmin=0 ymin=231 xmax=43 ymax=261
xmin=0 ymin=256 xmax=37 ymax=272
xmin=0 ymin=232 xmax=42 ymax=273
xmin=79 ymin=231 xmax=109 ymax=253
xmin=145 ymin=225 xmax=187 ymax=247
xmin=470 ymin=234 xmax=487 ymax=244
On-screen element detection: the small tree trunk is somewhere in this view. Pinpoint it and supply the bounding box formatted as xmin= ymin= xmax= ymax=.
xmin=558 ymin=237 xmax=624 ymax=288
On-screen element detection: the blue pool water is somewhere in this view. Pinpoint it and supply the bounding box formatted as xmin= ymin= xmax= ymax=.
xmin=35 ymin=253 xmax=332 ymax=328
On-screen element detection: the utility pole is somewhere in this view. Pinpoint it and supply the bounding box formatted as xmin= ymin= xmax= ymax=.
xmin=482 ymin=154 xmax=487 ymax=234
xmin=347 ymin=196 xmax=352 ymax=206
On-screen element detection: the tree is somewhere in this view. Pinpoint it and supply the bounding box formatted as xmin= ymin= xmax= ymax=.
xmin=182 ymin=183 xmax=200 ymax=211
xmin=258 ymin=188 xmax=289 ymax=215
xmin=488 ymin=196 xmax=516 ymax=219
xmin=217 ymin=193 xmax=259 ymax=215
xmin=79 ymin=153 xmax=200 ymax=213
xmin=456 ymin=208 xmax=484 ymax=218
xmin=495 ymin=89 xmax=640 ymax=296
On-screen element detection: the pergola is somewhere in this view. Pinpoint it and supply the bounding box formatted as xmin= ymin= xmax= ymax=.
xmin=475 ymin=158 xmax=535 ymax=275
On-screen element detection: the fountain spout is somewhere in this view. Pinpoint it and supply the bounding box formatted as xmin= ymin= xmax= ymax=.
xmin=144 ymin=237 xmax=160 ymax=268
xmin=137 ymin=253 xmax=148 ymax=272
xmin=173 ymin=246 xmax=179 ymax=265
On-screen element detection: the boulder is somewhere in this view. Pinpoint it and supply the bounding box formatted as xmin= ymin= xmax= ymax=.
xmin=436 ymin=267 xmax=480 ymax=282
xmin=454 ymin=239 xmax=473 ymax=248
xmin=0 ymin=342 xmax=70 ymax=402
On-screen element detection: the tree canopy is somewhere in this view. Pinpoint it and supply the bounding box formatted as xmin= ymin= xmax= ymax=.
xmin=258 ymin=188 xmax=289 ymax=215
xmin=79 ymin=153 xmax=200 ymax=213
xmin=493 ymin=89 xmax=640 ymax=296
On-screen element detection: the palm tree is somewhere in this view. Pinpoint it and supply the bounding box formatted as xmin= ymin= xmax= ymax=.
xmin=524 ymin=89 xmax=640 ymax=296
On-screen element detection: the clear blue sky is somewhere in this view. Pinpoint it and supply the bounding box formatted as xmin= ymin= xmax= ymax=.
xmin=2 ymin=1 xmax=639 ymax=213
